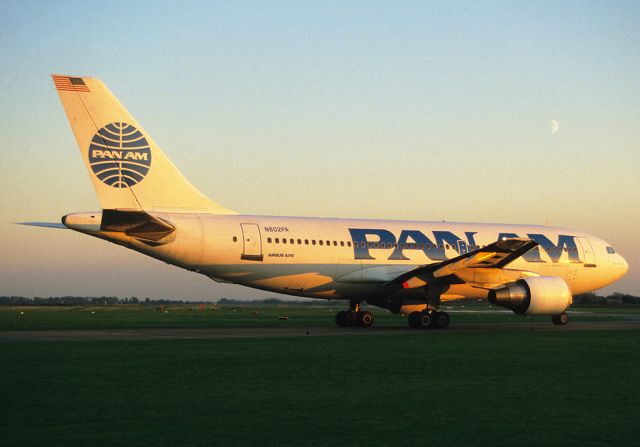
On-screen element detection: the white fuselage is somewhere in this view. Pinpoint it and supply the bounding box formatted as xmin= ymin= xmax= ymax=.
xmin=65 ymin=213 xmax=629 ymax=303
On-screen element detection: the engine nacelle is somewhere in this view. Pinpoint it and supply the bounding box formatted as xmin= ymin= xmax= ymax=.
xmin=488 ymin=276 xmax=572 ymax=316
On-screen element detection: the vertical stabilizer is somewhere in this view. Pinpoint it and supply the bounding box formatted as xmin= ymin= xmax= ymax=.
xmin=52 ymin=74 xmax=235 ymax=214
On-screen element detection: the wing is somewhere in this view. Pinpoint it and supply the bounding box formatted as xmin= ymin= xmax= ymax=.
xmin=388 ymin=238 xmax=538 ymax=289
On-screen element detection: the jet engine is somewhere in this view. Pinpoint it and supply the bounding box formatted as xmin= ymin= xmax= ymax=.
xmin=488 ymin=276 xmax=572 ymax=316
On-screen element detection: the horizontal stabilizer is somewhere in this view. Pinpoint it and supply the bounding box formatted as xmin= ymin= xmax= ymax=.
xmin=100 ymin=209 xmax=175 ymax=243
xmin=17 ymin=222 xmax=67 ymax=229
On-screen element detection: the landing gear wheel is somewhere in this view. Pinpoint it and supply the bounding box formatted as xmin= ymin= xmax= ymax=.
xmin=434 ymin=311 xmax=450 ymax=329
xmin=418 ymin=311 xmax=433 ymax=329
xmin=408 ymin=311 xmax=438 ymax=329
xmin=408 ymin=311 xmax=422 ymax=328
xmin=335 ymin=310 xmax=348 ymax=327
xmin=359 ymin=311 xmax=375 ymax=327
xmin=336 ymin=308 xmax=373 ymax=328
xmin=344 ymin=311 xmax=358 ymax=327
xmin=552 ymin=312 xmax=569 ymax=325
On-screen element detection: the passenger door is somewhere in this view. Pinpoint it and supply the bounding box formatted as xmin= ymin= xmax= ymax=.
xmin=240 ymin=223 xmax=263 ymax=261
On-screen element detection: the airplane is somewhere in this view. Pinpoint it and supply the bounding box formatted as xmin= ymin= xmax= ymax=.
xmin=23 ymin=74 xmax=629 ymax=329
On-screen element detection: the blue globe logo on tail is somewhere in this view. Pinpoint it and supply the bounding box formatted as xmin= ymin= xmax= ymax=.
xmin=88 ymin=122 xmax=152 ymax=188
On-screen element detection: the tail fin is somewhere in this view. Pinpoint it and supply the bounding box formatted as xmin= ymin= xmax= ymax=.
xmin=52 ymin=74 xmax=235 ymax=214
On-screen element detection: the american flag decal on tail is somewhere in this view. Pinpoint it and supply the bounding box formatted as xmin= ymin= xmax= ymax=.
xmin=52 ymin=75 xmax=91 ymax=92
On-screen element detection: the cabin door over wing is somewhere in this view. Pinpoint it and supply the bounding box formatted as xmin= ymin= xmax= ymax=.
xmin=240 ymin=223 xmax=263 ymax=261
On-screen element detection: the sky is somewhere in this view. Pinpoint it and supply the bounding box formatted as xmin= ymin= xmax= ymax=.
xmin=0 ymin=1 xmax=638 ymax=300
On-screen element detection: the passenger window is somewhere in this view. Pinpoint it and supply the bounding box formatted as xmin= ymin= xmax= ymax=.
xmin=312 ymin=240 xmax=316 ymax=245
xmin=340 ymin=241 xmax=344 ymax=247
xmin=319 ymin=240 xmax=323 ymax=246
xmin=267 ymin=237 xmax=272 ymax=243
xmin=347 ymin=242 xmax=352 ymax=247
xmin=275 ymin=238 xmax=280 ymax=243
xmin=283 ymin=239 xmax=287 ymax=244
xmin=290 ymin=239 xmax=294 ymax=244
xmin=297 ymin=239 xmax=302 ymax=244
xmin=233 ymin=236 xmax=237 ymax=242
xmin=305 ymin=239 xmax=309 ymax=245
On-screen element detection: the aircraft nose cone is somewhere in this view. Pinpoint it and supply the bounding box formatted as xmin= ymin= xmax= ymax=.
xmin=621 ymin=256 xmax=629 ymax=276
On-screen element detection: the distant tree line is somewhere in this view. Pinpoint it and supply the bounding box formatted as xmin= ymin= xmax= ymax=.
xmin=0 ymin=296 xmax=322 ymax=306
xmin=0 ymin=296 xmax=188 ymax=306
xmin=1 ymin=293 xmax=638 ymax=306
xmin=573 ymin=292 xmax=640 ymax=306
xmin=217 ymin=298 xmax=335 ymax=306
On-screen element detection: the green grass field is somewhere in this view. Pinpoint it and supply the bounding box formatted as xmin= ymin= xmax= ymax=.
xmin=0 ymin=304 xmax=634 ymax=331
xmin=1 ymin=306 xmax=639 ymax=446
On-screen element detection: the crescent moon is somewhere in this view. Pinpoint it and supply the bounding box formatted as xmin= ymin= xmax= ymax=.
xmin=550 ymin=120 xmax=560 ymax=134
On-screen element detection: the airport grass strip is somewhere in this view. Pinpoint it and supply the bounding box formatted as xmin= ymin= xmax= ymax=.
xmin=1 ymin=330 xmax=639 ymax=446
xmin=0 ymin=304 xmax=633 ymax=331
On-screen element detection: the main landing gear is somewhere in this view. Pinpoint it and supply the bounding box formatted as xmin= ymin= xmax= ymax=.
xmin=408 ymin=310 xmax=450 ymax=329
xmin=335 ymin=302 xmax=375 ymax=328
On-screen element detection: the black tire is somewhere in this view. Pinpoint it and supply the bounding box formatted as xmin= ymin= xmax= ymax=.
xmin=552 ymin=312 xmax=569 ymax=325
xmin=335 ymin=310 xmax=347 ymax=327
xmin=408 ymin=311 xmax=422 ymax=328
xmin=418 ymin=311 xmax=432 ymax=329
xmin=434 ymin=311 xmax=450 ymax=329
xmin=360 ymin=311 xmax=374 ymax=327
xmin=344 ymin=311 xmax=358 ymax=327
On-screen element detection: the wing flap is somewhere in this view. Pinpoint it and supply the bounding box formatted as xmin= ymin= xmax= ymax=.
xmin=432 ymin=238 xmax=537 ymax=278
xmin=391 ymin=238 xmax=538 ymax=288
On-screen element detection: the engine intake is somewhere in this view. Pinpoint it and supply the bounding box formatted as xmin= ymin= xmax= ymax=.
xmin=488 ymin=277 xmax=572 ymax=316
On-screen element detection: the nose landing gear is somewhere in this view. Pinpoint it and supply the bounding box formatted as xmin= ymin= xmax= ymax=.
xmin=551 ymin=312 xmax=569 ymax=325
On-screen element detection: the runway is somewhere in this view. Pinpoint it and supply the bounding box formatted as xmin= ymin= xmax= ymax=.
xmin=2 ymin=319 xmax=640 ymax=342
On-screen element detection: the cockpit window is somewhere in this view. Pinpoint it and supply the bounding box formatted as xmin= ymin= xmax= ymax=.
xmin=606 ymin=246 xmax=616 ymax=254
